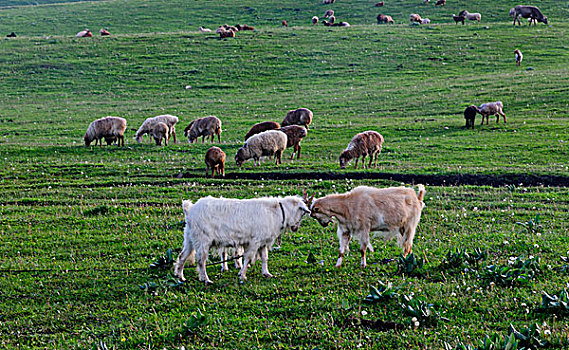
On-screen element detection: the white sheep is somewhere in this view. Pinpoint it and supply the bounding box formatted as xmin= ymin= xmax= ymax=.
xmin=235 ymin=130 xmax=288 ymax=167
xmin=199 ymin=27 xmax=212 ymax=32
xmin=134 ymin=114 xmax=179 ymax=144
xmin=84 ymin=116 xmax=127 ymax=147
xmin=421 ymin=18 xmax=431 ymax=24
xmin=459 ymin=10 xmax=481 ymax=23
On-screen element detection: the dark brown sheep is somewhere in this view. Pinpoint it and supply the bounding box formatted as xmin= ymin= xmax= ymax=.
xmin=377 ymin=14 xmax=394 ymax=24
xmin=452 ymin=14 xmax=465 ymax=25
xmin=375 ymin=2 xmax=384 ymax=7
xmin=282 ymin=20 xmax=288 ymax=27
xmin=281 ymin=108 xmax=313 ymax=129
xmin=244 ymin=121 xmax=281 ymax=141
xmin=435 ymin=0 xmax=446 ymax=6
xmin=279 ymin=125 xmax=308 ymax=159
xmin=205 ymin=147 xmax=226 ymax=178
xmin=464 ymin=105 xmax=478 ymax=129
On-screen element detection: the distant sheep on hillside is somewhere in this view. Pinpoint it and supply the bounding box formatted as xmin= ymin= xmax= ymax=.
xmin=235 ymin=130 xmax=288 ymax=167
xmin=281 ymin=108 xmax=313 ymax=129
xmin=184 ymin=116 xmax=222 ymax=143
xmin=339 ymin=131 xmax=384 ymax=169
xmin=84 ymin=116 xmax=127 ymax=147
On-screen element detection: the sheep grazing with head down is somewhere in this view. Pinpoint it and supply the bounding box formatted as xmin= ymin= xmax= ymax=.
xmin=184 ymin=116 xmax=222 ymax=144
xmin=514 ymin=49 xmax=523 ymax=66
xmin=151 ymin=122 xmax=170 ymax=146
xmin=324 ymin=9 xmax=334 ymax=18
xmin=244 ymin=121 xmax=281 ymax=141
xmin=76 ymin=29 xmax=93 ymax=37
xmin=282 ymin=20 xmax=288 ymax=27
xmin=205 ymin=146 xmax=226 ymax=178
xmin=410 ymin=14 xmax=422 ymax=23
xmin=279 ymin=125 xmax=308 ymax=160
xmin=421 ymin=18 xmax=431 ymax=24
xmin=375 ymin=2 xmax=384 ymax=7
xmin=328 ymin=15 xmax=336 ymax=24
xmin=134 ymin=114 xmax=179 ymax=144
xmin=377 ymin=14 xmax=394 ymax=24
xmin=312 ymin=16 xmax=319 ymax=25
xmin=464 ymin=105 xmax=478 ymax=129
xmin=435 ymin=0 xmax=445 ymax=6
xmin=99 ymin=28 xmax=111 ymax=36
xmin=235 ymin=130 xmax=288 ymax=167
xmin=84 ymin=116 xmax=127 ymax=147
xmin=281 ymin=108 xmax=313 ymax=129
xmin=339 ymin=130 xmax=384 ymax=169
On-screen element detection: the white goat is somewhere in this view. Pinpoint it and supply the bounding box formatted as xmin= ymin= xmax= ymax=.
xmin=174 ymin=196 xmax=311 ymax=284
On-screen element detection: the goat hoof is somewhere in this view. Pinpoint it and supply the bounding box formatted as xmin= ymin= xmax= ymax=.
xmin=263 ymin=272 xmax=274 ymax=278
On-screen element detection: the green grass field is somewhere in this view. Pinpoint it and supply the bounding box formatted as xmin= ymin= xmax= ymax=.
xmin=1 ymin=0 xmax=569 ymax=348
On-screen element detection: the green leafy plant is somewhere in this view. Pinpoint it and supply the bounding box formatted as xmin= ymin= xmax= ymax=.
xmin=363 ymin=281 xmax=396 ymax=303
xmin=396 ymin=253 xmax=424 ymax=276
xmin=150 ymin=248 xmax=174 ymax=269
xmin=516 ymin=214 xmax=542 ymax=235
xmin=508 ymin=323 xmax=548 ymax=349
xmin=442 ymin=248 xmax=465 ymax=269
xmin=484 ymin=256 xmax=541 ymax=286
xmin=538 ymin=287 xmax=569 ymax=315
xmin=465 ymin=248 xmax=488 ymax=268
xmin=400 ymin=295 xmax=447 ymax=327
xmin=181 ymin=309 xmax=208 ymax=336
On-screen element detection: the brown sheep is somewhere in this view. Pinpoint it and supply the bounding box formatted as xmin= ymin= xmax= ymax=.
xmin=324 ymin=9 xmax=334 ymax=18
xmin=435 ymin=0 xmax=445 ymax=6
xmin=452 ymin=14 xmax=465 ymax=24
xmin=375 ymin=2 xmax=384 ymax=7
xmin=235 ymin=24 xmax=255 ymax=31
xmin=282 ymin=20 xmax=288 ymax=27
xmin=279 ymin=125 xmax=308 ymax=159
xmin=99 ymin=28 xmax=111 ymax=36
xmin=464 ymin=105 xmax=478 ymax=129
xmin=281 ymin=108 xmax=313 ymax=129
xmin=219 ymin=29 xmax=235 ymax=39
xmin=244 ymin=121 xmax=281 ymax=141
xmin=409 ymin=14 xmax=422 ymax=23
xmin=377 ymin=14 xmax=394 ymax=24
xmin=205 ymin=146 xmax=226 ymax=178
xmin=184 ymin=116 xmax=222 ymax=143
xmin=339 ymin=131 xmax=384 ymax=169
xmin=151 ymin=122 xmax=169 ymax=146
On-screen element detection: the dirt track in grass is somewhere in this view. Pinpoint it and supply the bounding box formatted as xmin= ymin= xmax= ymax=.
xmin=177 ymin=171 xmax=569 ymax=187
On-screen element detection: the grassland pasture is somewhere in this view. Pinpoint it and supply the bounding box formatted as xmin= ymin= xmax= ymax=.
xmin=1 ymin=0 xmax=568 ymax=348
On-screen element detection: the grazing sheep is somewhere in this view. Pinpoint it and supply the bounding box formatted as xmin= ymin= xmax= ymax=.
xmin=99 ymin=29 xmax=111 ymax=36
xmin=452 ymin=14 xmax=465 ymax=25
xmin=339 ymin=130 xmax=384 ymax=169
xmin=409 ymin=14 xmax=422 ymax=23
xmin=76 ymin=29 xmax=93 ymax=37
xmin=375 ymin=1 xmax=384 ymax=7
xmin=135 ymin=114 xmax=179 ymax=144
xmin=7 ymin=32 xmax=16 ymax=37
xmin=512 ymin=5 xmax=547 ymax=26
xmin=310 ymin=185 xmax=426 ymax=268
xmin=279 ymin=125 xmax=308 ymax=160
xmin=282 ymin=20 xmax=288 ymax=27
xmin=174 ymin=195 xmax=310 ymax=283
xmin=244 ymin=121 xmax=281 ymax=141
xmin=235 ymin=130 xmax=288 ymax=167
xmin=199 ymin=27 xmax=212 ymax=32
xmin=421 ymin=18 xmax=431 ymax=24
xmin=218 ymin=28 xmax=235 ymax=39
xmin=435 ymin=0 xmax=445 ymax=6
xmin=464 ymin=105 xmax=478 ymax=129
xmin=151 ymin=122 xmax=169 ymax=146
xmin=312 ymin=16 xmax=319 ymax=25
xmin=205 ymin=146 xmax=226 ymax=178
xmin=458 ymin=10 xmax=481 ymax=23
xmin=478 ymin=101 xmax=506 ymax=125
xmin=377 ymin=14 xmax=394 ymax=24
xmin=184 ymin=116 xmax=222 ymax=143
xmin=235 ymin=24 xmax=255 ymax=31
xmin=332 ymin=22 xmax=351 ymax=27
xmin=322 ymin=0 xmax=335 ymax=4
xmin=281 ymin=108 xmax=313 ymax=129
xmin=328 ymin=15 xmax=336 ymax=24
xmin=324 ymin=9 xmax=334 ymax=18
xmin=514 ymin=49 xmax=523 ymax=66
xmin=84 ymin=116 xmax=127 ymax=147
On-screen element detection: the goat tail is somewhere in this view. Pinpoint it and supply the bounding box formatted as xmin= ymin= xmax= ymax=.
xmin=416 ymin=184 xmax=426 ymax=202
xmin=182 ymin=200 xmax=193 ymax=217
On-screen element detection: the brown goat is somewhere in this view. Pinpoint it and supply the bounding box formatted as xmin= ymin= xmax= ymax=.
xmin=244 ymin=121 xmax=281 ymax=141
xmin=205 ymin=146 xmax=226 ymax=178
xmin=279 ymin=125 xmax=308 ymax=160
xmin=281 ymin=108 xmax=313 ymax=129
xmin=339 ymin=131 xmax=384 ymax=169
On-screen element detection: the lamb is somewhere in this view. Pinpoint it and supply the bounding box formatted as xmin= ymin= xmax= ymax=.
xmin=174 ymin=195 xmax=310 ymax=283
xmin=478 ymin=101 xmax=506 ymax=125
xmin=205 ymin=146 xmax=226 ymax=178
xmin=76 ymin=29 xmax=93 ymax=37
xmin=312 ymin=16 xmax=319 ymax=25
xmin=244 ymin=121 xmax=281 ymax=141
xmin=324 ymin=9 xmax=334 ymax=18
xmin=281 ymin=108 xmax=313 ymax=129
xmin=458 ymin=10 xmax=481 ymax=23
xmin=421 ymin=18 xmax=431 ymax=24
xmin=452 ymin=14 xmax=465 ymax=25
xmin=279 ymin=125 xmax=308 ymax=160
xmin=235 ymin=130 xmax=288 ymax=167
xmin=339 ymin=131 xmax=384 ymax=169
xmin=199 ymin=27 xmax=212 ymax=32
xmin=375 ymin=2 xmax=384 ymax=7
xmin=84 ymin=116 xmax=127 ymax=147
xmin=409 ymin=14 xmax=422 ymax=23
xmin=514 ymin=49 xmax=523 ymax=66
xmin=512 ymin=5 xmax=547 ymax=26
xmin=184 ymin=116 xmax=222 ymax=143
xmin=310 ymin=185 xmax=426 ymax=268
xmin=435 ymin=0 xmax=445 ymax=6
xmin=151 ymin=122 xmax=169 ymax=146
xmin=464 ymin=105 xmax=478 ymax=129
xmin=134 ymin=114 xmax=179 ymax=144
xmin=99 ymin=29 xmax=111 ymax=36
xmin=377 ymin=14 xmax=394 ymax=24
